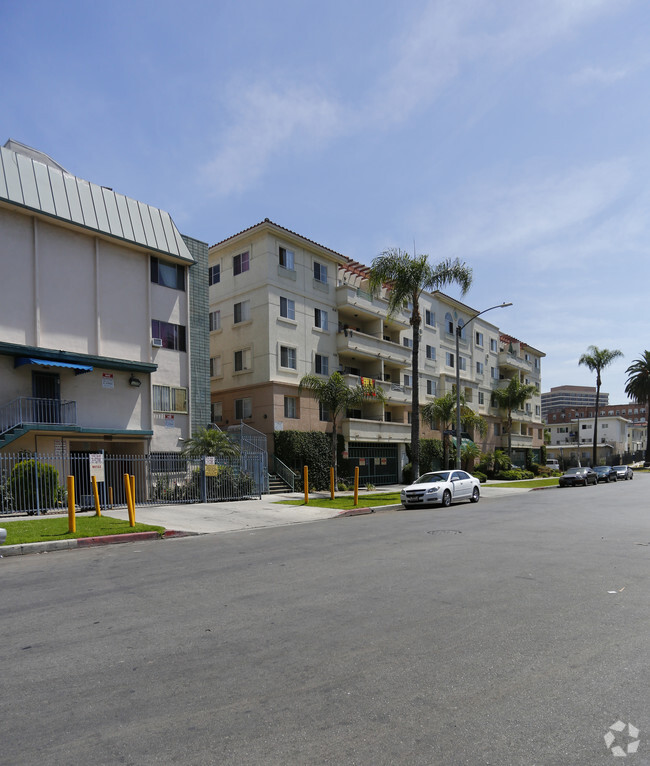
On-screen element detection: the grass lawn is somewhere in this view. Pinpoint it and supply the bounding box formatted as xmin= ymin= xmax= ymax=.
xmin=1 ymin=515 xmax=165 ymax=546
xmin=277 ymin=492 xmax=401 ymax=510
xmin=487 ymin=478 xmax=559 ymax=489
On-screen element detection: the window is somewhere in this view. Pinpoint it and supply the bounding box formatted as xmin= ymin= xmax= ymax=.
xmin=314 ymin=308 xmax=329 ymax=330
xmin=491 ymin=366 xmax=499 ymax=379
xmin=209 ymin=310 xmax=221 ymax=331
xmin=319 ymin=402 xmax=329 ymax=421
xmin=458 ymin=357 xmax=467 ymax=371
xmin=476 ymin=361 xmax=484 ymax=375
xmin=233 ymin=251 xmax=250 ymax=275
xmin=458 ymin=320 xmax=466 ymax=340
xmin=478 ymin=392 xmax=485 ymax=405
xmin=234 ymin=348 xmax=251 ymax=372
xmin=425 ymin=309 xmax=435 ymax=327
xmin=403 ymin=337 xmax=413 ymax=349
xmin=494 ymin=423 xmax=500 ymax=436
xmin=233 ymin=300 xmax=250 ymax=324
xmin=284 ymin=396 xmax=298 ymax=419
xmin=490 ymin=338 xmax=498 ymax=352
xmin=426 ymin=379 xmax=436 ymax=396
xmin=235 ymin=398 xmax=252 ymax=420
xmin=151 ymin=320 xmax=186 ymax=351
xmin=153 ymin=385 xmax=188 ymax=412
xmin=208 ymin=264 xmax=220 ymax=285
xmin=404 ymin=373 xmax=412 ymax=387
xmin=445 ymin=312 xmax=454 ymax=334
xmin=475 ymin=331 xmax=483 ymax=346
xmin=535 ymin=358 xmax=539 ymax=368
xmin=280 ymin=346 xmax=297 ymax=369
xmin=535 ymin=405 xmax=540 ymax=416
xmin=209 ymin=356 xmax=222 ymax=378
xmin=313 ymin=262 xmax=328 ymax=283
xmin=426 ymin=345 xmax=436 ymax=361
xmin=407 ymin=411 xmax=413 ymax=424
xmin=280 ymin=296 xmax=295 ymax=320
xmin=446 ymin=352 xmax=455 ymax=368
xmin=524 ymin=353 xmax=531 ymax=362
xmin=315 ymin=354 xmax=329 ymax=376
xmin=279 ymin=247 xmax=295 ymax=270
xmin=211 ymin=402 xmax=222 ymax=422
xmin=151 ymin=257 xmax=185 ymax=291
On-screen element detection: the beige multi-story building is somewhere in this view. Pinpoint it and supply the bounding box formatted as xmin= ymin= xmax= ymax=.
xmin=0 ymin=139 xmax=209 ymax=459
xmin=209 ymin=220 xmax=545 ymax=482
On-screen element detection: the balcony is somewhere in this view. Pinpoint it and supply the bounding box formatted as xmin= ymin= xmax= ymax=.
xmin=342 ymin=418 xmax=411 ymax=443
xmin=337 ymin=329 xmax=411 ymax=366
xmin=502 ymin=432 xmax=534 ymax=449
xmin=336 ymin=284 xmax=409 ymax=325
xmin=1 ymin=396 xmax=77 ymax=437
xmin=341 ymin=375 xmax=412 ymax=405
xmin=498 ymin=350 xmax=537 ymax=376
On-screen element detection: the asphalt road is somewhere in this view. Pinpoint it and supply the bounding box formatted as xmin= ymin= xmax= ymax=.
xmin=2 ymin=477 xmax=650 ymax=765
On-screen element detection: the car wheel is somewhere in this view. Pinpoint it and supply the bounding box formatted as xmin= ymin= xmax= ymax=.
xmin=470 ymin=487 xmax=480 ymax=503
xmin=441 ymin=490 xmax=451 ymax=507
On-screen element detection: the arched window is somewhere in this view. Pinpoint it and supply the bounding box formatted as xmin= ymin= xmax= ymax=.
xmin=445 ymin=312 xmax=454 ymax=334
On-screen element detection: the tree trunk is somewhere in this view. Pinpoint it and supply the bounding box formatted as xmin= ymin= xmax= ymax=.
xmin=331 ymin=416 xmax=338 ymax=486
xmin=411 ymin=299 xmax=421 ymax=479
xmin=592 ymin=379 xmax=600 ymax=467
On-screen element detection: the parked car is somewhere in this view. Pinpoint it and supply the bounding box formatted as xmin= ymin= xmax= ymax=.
xmin=611 ymin=465 xmax=634 ymax=480
xmin=401 ymin=470 xmax=481 ymax=508
xmin=558 ymin=467 xmax=598 ymax=487
xmin=593 ymin=466 xmax=618 ymax=483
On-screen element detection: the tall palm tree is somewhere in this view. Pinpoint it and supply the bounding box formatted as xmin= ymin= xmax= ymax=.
xmin=421 ymin=389 xmax=487 ymax=469
xmin=299 ymin=371 xmax=384 ymax=484
xmin=579 ymin=345 xmax=623 ymax=466
xmin=181 ymin=426 xmax=240 ymax=457
xmin=368 ymin=249 xmax=472 ymax=479
xmin=492 ymin=377 xmax=538 ymax=460
xmin=624 ymin=351 xmax=650 ymax=466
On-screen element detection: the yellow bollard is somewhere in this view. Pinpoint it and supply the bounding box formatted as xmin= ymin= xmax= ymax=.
xmin=123 ymin=473 xmax=135 ymax=527
xmin=303 ymin=465 xmax=309 ymax=505
xmin=130 ymin=474 xmax=136 ymax=526
xmin=330 ymin=467 xmax=335 ymax=500
xmin=67 ymin=476 xmax=76 ymax=533
xmin=354 ymin=466 xmax=359 ymax=506
xmin=109 ymin=486 xmax=114 ymax=509
xmin=91 ymin=475 xmax=101 ymax=517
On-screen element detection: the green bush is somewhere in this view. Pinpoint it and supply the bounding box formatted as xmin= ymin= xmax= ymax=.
xmin=473 ymin=471 xmax=487 ymax=483
xmin=495 ymin=469 xmax=534 ymax=481
xmin=401 ymin=463 xmax=413 ymax=484
xmin=8 ymin=459 xmax=60 ymax=513
xmin=274 ymin=431 xmax=349 ymax=490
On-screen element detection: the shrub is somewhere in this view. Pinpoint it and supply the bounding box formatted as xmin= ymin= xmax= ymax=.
xmin=495 ymin=469 xmax=534 ymax=481
xmin=275 ymin=431 xmax=349 ymax=491
xmin=473 ymin=471 xmax=487 ymax=483
xmin=8 ymin=459 xmax=60 ymax=513
xmin=401 ymin=463 xmax=413 ymax=484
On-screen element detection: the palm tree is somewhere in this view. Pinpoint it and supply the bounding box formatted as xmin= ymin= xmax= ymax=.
xmin=625 ymin=351 xmax=650 ymax=466
xmin=368 ymin=249 xmax=472 ymax=479
xmin=492 ymin=377 xmax=538 ymax=460
xmin=579 ymin=345 xmax=623 ymax=466
xmin=299 ymin=371 xmax=384 ymax=484
xmin=421 ymin=389 xmax=487 ymax=469
xmin=181 ymin=426 xmax=240 ymax=457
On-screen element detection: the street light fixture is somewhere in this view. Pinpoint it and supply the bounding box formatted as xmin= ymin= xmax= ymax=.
xmin=455 ymin=302 xmax=513 ymax=469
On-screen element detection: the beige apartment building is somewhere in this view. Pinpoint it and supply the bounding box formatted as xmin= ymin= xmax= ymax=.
xmin=208 ymin=220 xmax=545 ymax=482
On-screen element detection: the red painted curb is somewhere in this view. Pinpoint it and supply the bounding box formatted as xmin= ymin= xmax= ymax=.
xmin=76 ymin=531 xmax=161 ymax=547
xmin=337 ymin=507 xmax=375 ymax=517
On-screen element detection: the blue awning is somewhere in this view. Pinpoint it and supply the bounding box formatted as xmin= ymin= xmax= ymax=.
xmin=15 ymin=357 xmax=93 ymax=374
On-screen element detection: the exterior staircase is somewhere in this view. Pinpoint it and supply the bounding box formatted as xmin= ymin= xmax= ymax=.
xmin=267 ymin=474 xmax=293 ymax=494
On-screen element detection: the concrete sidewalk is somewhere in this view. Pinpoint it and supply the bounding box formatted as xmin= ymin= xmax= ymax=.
xmin=1 ymin=483 xmax=533 ymax=557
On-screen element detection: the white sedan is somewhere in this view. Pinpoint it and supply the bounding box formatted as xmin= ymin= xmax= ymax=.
xmin=401 ymin=470 xmax=481 ymax=508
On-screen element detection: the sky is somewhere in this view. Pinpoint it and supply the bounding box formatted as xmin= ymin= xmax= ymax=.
xmin=2 ymin=0 xmax=649 ymax=403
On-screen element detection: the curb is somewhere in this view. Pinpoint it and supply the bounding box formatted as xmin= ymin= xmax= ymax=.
xmin=0 ymin=529 xmax=197 ymax=557
xmin=337 ymin=507 xmax=375 ymax=517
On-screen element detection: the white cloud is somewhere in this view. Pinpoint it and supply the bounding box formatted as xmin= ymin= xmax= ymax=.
xmin=202 ymin=0 xmax=621 ymax=196
xmin=202 ymin=83 xmax=342 ymax=196
xmin=570 ymin=65 xmax=630 ymax=86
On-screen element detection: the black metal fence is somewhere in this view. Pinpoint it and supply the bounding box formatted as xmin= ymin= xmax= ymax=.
xmin=0 ymin=451 xmax=265 ymax=515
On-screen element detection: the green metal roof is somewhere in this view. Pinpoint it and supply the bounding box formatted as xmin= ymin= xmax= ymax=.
xmin=0 ymin=139 xmax=193 ymax=263
xmin=0 ymin=342 xmax=157 ymax=374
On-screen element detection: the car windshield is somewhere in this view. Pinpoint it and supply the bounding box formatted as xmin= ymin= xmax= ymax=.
xmin=414 ymin=472 xmax=450 ymax=484
xmin=565 ymin=468 xmax=583 ymax=475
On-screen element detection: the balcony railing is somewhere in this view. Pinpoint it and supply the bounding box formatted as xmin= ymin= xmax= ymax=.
xmin=342 ymin=418 xmax=411 ymax=442
xmin=337 ymin=329 xmax=411 ymax=366
xmin=0 ymin=397 xmax=77 ymax=436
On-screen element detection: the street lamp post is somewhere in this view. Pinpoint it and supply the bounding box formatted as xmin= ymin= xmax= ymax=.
xmin=455 ymin=302 xmax=513 ymax=470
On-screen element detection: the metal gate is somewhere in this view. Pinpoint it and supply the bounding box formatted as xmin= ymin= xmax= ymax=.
xmin=346 ymin=442 xmax=399 ymax=485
